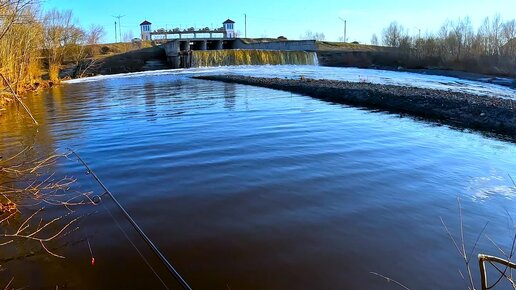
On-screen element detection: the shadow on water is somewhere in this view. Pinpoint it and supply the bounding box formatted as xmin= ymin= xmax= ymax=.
xmin=0 ymin=71 xmax=515 ymax=289
xmin=323 ymin=100 xmax=516 ymax=144
xmin=224 ymin=83 xmax=236 ymax=111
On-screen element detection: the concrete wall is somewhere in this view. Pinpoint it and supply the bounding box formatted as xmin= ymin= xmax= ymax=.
xmin=232 ymin=39 xmax=317 ymax=51
xmin=317 ymin=51 xmax=404 ymax=68
xmin=163 ymin=39 xmax=230 ymax=68
xmin=162 ymin=38 xmax=318 ymax=68
xmin=94 ymin=46 xmax=168 ymax=75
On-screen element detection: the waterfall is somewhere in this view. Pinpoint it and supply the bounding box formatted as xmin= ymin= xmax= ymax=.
xmin=191 ymin=49 xmax=319 ymax=67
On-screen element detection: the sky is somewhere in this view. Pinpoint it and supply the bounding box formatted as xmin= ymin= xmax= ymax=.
xmin=42 ymin=0 xmax=516 ymax=44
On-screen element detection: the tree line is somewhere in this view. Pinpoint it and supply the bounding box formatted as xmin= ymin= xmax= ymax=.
xmin=372 ymin=14 xmax=516 ymax=74
xmin=0 ymin=0 xmax=105 ymax=97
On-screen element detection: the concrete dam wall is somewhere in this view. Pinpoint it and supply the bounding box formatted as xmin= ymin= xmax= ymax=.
xmin=162 ymin=39 xmax=318 ymax=68
xmin=191 ymin=50 xmax=319 ymax=67
xmin=317 ymin=50 xmax=405 ymax=68
xmin=232 ymin=39 xmax=317 ymax=51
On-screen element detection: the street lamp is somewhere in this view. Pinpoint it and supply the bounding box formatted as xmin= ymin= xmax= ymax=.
xmin=338 ymin=17 xmax=346 ymax=42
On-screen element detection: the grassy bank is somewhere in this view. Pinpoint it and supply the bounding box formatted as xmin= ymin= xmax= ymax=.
xmin=0 ymin=41 xmax=162 ymax=115
xmin=58 ymin=41 xmax=168 ymax=79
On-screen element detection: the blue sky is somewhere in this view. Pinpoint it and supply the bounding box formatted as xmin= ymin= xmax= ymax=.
xmin=42 ymin=0 xmax=515 ymax=43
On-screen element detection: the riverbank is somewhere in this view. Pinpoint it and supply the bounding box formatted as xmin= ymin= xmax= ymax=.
xmin=59 ymin=44 xmax=169 ymax=79
xmin=316 ymin=41 xmax=516 ymax=81
xmin=383 ymin=67 xmax=516 ymax=89
xmin=195 ymin=75 xmax=516 ymax=137
xmin=52 ymin=41 xmax=515 ymax=89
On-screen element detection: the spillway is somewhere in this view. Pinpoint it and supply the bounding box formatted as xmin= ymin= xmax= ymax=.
xmin=191 ymin=49 xmax=319 ymax=67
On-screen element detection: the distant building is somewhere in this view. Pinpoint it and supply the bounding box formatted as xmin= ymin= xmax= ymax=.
xmin=223 ymin=19 xmax=235 ymax=38
xmin=140 ymin=20 xmax=152 ymax=41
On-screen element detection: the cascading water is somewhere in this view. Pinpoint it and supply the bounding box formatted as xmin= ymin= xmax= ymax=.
xmin=191 ymin=49 xmax=319 ymax=67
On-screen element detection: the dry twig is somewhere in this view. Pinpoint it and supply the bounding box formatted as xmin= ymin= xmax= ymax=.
xmin=0 ymin=147 xmax=98 ymax=273
xmin=370 ymin=272 xmax=411 ymax=290
xmin=440 ymin=197 xmax=488 ymax=290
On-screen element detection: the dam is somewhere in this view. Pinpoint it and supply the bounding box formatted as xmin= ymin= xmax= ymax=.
xmin=140 ymin=19 xmax=318 ymax=68
xmin=162 ymin=39 xmax=318 ymax=68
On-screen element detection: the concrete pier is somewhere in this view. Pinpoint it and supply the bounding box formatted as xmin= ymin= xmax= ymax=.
xmin=163 ymin=38 xmax=236 ymax=68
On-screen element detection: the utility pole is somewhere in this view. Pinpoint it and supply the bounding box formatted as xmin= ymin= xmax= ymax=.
xmin=338 ymin=17 xmax=347 ymax=42
xmin=244 ymin=13 xmax=247 ymax=38
xmin=113 ymin=15 xmax=125 ymax=42
xmin=415 ymin=27 xmax=421 ymax=39
xmin=114 ymin=21 xmax=117 ymax=43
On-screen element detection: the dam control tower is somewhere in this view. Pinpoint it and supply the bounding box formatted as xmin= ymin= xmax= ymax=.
xmin=140 ymin=20 xmax=152 ymax=41
xmin=223 ymin=19 xmax=236 ymax=38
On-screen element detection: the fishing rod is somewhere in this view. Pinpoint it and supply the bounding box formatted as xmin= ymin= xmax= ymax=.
xmin=69 ymin=149 xmax=193 ymax=290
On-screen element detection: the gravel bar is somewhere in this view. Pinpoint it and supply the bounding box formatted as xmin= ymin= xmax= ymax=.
xmin=194 ymin=75 xmax=516 ymax=137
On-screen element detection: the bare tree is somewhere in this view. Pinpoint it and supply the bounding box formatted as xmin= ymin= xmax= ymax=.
xmin=0 ymin=0 xmax=42 ymax=97
xmin=0 ymin=0 xmax=36 ymax=40
xmin=477 ymin=14 xmax=504 ymax=56
xmin=374 ymin=14 xmax=515 ymax=75
xmin=87 ymin=24 xmax=105 ymax=45
xmin=490 ymin=14 xmax=503 ymax=55
xmin=382 ymin=21 xmax=406 ymax=47
xmin=371 ymin=33 xmax=379 ymax=45
xmin=501 ymin=19 xmax=516 ymax=56
xmin=502 ymin=20 xmax=516 ymax=40
xmin=445 ymin=17 xmax=475 ymax=60
xmin=42 ymin=9 xmax=80 ymax=82
xmin=123 ymin=30 xmax=134 ymax=42
xmin=302 ymin=30 xmax=325 ymax=41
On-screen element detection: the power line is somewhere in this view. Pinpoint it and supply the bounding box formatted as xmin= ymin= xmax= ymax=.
xmin=113 ymin=14 xmax=125 ymax=42
xmin=338 ymin=17 xmax=347 ymax=42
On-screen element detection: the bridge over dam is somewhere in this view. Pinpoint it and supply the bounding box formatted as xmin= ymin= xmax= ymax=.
xmin=161 ymin=38 xmax=319 ymax=68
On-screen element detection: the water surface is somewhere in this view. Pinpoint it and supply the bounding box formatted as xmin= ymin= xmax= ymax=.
xmin=67 ymin=65 xmax=516 ymax=99
xmin=1 ymin=66 xmax=516 ymax=289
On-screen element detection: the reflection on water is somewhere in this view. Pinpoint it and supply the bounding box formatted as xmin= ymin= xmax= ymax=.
xmin=224 ymin=83 xmax=236 ymax=111
xmin=0 ymin=69 xmax=515 ymax=290
xmin=469 ymin=174 xmax=516 ymax=201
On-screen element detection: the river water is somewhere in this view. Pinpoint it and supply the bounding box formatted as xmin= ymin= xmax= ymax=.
xmin=1 ymin=66 xmax=516 ymax=289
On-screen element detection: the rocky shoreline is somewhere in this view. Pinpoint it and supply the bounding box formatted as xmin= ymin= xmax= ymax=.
xmin=195 ymin=75 xmax=516 ymax=138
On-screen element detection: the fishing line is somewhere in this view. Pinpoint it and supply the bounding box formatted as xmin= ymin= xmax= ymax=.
xmin=70 ymin=149 xmax=192 ymax=290
xmin=100 ymin=200 xmax=170 ymax=289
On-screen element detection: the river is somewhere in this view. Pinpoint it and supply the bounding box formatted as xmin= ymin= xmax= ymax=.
xmin=1 ymin=65 xmax=515 ymax=289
